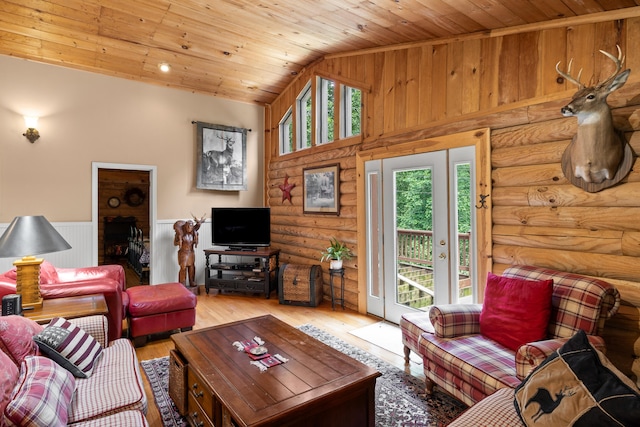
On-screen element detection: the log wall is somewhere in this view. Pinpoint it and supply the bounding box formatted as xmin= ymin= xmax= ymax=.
xmin=265 ymin=11 xmax=640 ymax=381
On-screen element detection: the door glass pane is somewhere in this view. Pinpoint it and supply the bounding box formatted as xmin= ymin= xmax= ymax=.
xmin=455 ymin=162 xmax=473 ymax=303
xmin=367 ymin=172 xmax=381 ymax=298
xmin=395 ymin=168 xmax=434 ymax=311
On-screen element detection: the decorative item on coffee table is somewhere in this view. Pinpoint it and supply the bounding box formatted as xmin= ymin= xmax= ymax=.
xmin=232 ymin=336 xmax=289 ymax=372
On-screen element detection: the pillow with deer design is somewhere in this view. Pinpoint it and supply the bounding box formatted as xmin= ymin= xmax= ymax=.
xmin=514 ymin=330 xmax=640 ymax=427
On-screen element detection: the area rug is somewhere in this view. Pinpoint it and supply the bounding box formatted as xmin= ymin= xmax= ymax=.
xmin=350 ymin=320 xmax=423 ymax=364
xmin=141 ymin=324 xmax=467 ymax=427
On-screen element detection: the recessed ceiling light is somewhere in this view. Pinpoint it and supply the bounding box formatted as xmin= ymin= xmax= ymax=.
xmin=158 ymin=63 xmax=171 ymax=73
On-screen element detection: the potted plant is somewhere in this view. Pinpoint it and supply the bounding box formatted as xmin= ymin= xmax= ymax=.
xmin=320 ymin=237 xmax=353 ymax=270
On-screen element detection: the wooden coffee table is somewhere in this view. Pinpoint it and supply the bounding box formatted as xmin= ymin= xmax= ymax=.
xmin=171 ymin=314 xmax=380 ymax=427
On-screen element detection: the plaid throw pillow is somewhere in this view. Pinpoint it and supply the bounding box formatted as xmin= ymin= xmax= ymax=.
xmin=33 ymin=317 xmax=103 ymax=378
xmin=4 ymin=356 xmax=75 ymax=427
xmin=514 ymin=330 xmax=640 ymax=426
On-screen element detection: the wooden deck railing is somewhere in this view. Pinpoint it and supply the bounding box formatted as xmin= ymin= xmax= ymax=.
xmin=397 ymin=229 xmax=470 ymax=275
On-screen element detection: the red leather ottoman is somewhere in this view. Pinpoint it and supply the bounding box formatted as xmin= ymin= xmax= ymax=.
xmin=126 ymin=283 xmax=197 ymax=347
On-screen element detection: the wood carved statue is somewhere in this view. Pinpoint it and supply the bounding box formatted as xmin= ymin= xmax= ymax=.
xmin=174 ymin=214 xmax=206 ymax=288
xmin=556 ymin=45 xmax=633 ymax=193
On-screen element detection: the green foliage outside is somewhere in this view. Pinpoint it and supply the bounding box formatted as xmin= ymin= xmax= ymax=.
xmin=296 ymin=79 xmax=361 ymax=148
xmin=395 ymin=169 xmax=433 ymax=231
xmin=326 ymin=80 xmax=334 ymax=142
xmin=347 ymin=87 xmax=361 ymax=137
xmin=455 ymin=164 xmax=472 ymax=233
xmin=395 ymin=163 xmax=471 ymax=233
xmin=304 ymin=95 xmax=312 ymax=147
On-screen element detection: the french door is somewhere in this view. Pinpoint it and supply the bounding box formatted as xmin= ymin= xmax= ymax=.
xmin=365 ymin=146 xmax=477 ymax=324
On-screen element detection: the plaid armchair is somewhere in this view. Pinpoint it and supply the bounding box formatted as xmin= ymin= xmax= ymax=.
xmin=400 ymin=265 xmax=620 ymax=406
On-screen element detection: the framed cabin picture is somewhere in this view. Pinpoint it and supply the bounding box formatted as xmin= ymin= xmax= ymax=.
xmin=195 ymin=121 xmax=248 ymax=191
xmin=303 ymin=164 xmax=340 ymax=215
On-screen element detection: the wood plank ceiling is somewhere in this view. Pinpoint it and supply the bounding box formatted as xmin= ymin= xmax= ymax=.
xmin=1 ymin=0 xmax=639 ymax=105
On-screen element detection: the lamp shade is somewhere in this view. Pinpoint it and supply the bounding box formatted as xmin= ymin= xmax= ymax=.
xmin=0 ymin=216 xmax=71 ymax=258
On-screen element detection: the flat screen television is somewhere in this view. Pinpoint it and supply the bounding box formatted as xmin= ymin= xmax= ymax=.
xmin=211 ymin=207 xmax=271 ymax=250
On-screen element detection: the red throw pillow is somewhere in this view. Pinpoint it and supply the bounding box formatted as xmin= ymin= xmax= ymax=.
xmin=479 ymin=272 xmax=553 ymax=351
xmin=2 ymin=260 xmax=58 ymax=284
xmin=0 ymin=315 xmax=44 ymax=366
xmin=38 ymin=260 xmax=60 ymax=284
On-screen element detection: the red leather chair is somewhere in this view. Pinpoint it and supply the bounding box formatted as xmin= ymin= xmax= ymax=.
xmin=0 ymin=260 xmax=127 ymax=341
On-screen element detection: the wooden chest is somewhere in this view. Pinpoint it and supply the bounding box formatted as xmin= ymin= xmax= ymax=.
xmin=278 ymin=264 xmax=324 ymax=306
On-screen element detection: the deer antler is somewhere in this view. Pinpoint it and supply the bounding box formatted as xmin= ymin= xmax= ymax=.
xmin=597 ymin=44 xmax=625 ymax=89
xmin=557 ymin=45 xmax=626 ymax=90
xmin=191 ymin=212 xmax=206 ymax=224
xmin=556 ymin=58 xmax=585 ymax=89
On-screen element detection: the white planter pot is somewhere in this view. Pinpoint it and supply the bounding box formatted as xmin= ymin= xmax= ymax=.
xmin=329 ymin=259 xmax=343 ymax=270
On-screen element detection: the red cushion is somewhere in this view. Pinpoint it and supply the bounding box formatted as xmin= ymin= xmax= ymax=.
xmin=480 ymin=272 xmax=553 ymax=351
xmin=0 ymin=315 xmax=44 ymax=366
xmin=38 ymin=260 xmax=60 ymax=284
xmin=126 ymin=283 xmax=196 ymax=317
xmin=2 ymin=260 xmax=58 ymax=284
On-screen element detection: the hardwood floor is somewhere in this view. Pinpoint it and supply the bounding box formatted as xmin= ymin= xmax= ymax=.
xmin=132 ymin=287 xmax=426 ymax=426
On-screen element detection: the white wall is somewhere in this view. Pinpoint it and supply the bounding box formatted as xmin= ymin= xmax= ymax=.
xmin=0 ymin=55 xmax=265 ymax=283
xmin=0 ymin=55 xmax=265 ymax=222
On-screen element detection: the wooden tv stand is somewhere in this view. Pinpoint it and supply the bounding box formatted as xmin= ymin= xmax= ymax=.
xmin=204 ymin=247 xmax=280 ymax=298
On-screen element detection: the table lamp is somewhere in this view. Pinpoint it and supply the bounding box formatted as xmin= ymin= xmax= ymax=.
xmin=0 ymin=216 xmax=71 ymax=308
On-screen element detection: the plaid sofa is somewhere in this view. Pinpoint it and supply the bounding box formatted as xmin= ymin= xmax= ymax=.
xmin=1 ymin=315 xmax=148 ymax=426
xmin=400 ymin=265 xmax=620 ymax=406
xmin=66 ymin=315 xmax=148 ymax=426
xmin=448 ymin=387 xmax=522 ymax=426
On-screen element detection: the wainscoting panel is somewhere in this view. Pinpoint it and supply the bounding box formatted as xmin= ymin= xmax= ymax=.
xmin=0 ymin=221 xmax=93 ymax=273
xmin=0 ymin=220 xmax=220 ymax=286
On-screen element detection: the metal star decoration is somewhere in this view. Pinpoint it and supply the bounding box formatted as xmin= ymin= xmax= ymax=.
xmin=278 ymin=175 xmax=295 ymax=204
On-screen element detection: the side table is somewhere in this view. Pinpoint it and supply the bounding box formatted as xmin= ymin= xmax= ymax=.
xmin=329 ymin=268 xmax=345 ymax=310
xmin=23 ymin=294 xmax=108 ymax=324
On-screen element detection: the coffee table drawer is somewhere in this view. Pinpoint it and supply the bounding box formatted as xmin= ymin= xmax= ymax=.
xmin=187 ymin=366 xmax=217 ymax=425
xmin=187 ymin=392 xmax=214 ymax=427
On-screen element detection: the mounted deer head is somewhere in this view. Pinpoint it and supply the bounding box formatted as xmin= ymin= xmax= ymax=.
xmin=556 ymin=45 xmax=632 ymax=192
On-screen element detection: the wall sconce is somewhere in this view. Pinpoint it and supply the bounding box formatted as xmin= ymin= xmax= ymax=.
xmin=23 ymin=116 xmax=40 ymax=143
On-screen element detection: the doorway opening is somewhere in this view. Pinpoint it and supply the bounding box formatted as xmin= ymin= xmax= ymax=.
xmin=92 ymin=162 xmax=157 ymax=286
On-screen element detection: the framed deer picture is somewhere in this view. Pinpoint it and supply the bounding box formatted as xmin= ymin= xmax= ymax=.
xmin=303 ymin=163 xmax=340 ymax=215
xmin=195 ymin=121 xmax=248 ymax=191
